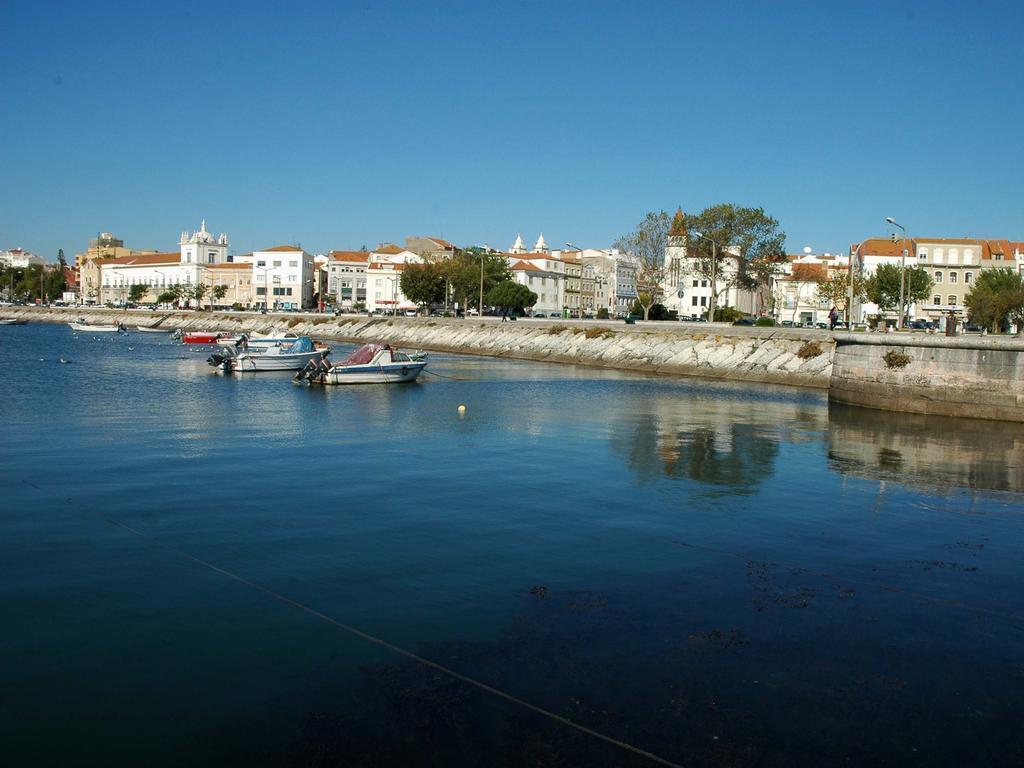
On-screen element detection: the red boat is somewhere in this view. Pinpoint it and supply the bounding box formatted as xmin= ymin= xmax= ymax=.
xmin=181 ymin=332 xmax=221 ymax=344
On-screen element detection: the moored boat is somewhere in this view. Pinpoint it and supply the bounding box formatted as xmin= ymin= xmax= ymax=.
xmin=209 ymin=336 xmax=329 ymax=372
xmin=135 ymin=325 xmax=175 ymax=333
xmin=181 ymin=331 xmax=221 ymax=344
xmin=69 ymin=321 xmax=124 ymax=332
xmin=295 ymin=343 xmax=426 ymax=385
xmin=0 ymin=318 xmax=28 ymax=326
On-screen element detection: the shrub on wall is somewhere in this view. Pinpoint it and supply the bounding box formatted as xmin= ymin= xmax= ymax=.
xmin=797 ymin=341 xmax=823 ymax=359
xmin=883 ymin=350 xmax=911 ymax=369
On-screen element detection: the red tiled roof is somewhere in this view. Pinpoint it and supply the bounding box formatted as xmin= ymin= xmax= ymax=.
xmin=98 ymin=251 xmax=181 ymax=266
xmin=259 ymin=245 xmax=303 ymax=252
xmin=329 ymin=250 xmax=370 ymax=262
xmin=428 ymin=237 xmax=455 ymax=249
xmin=511 ymin=260 xmax=545 ymax=272
xmin=374 ymin=244 xmax=403 ymax=255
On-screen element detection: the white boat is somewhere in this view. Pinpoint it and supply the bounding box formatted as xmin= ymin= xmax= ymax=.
xmin=69 ymin=321 xmax=124 ymax=332
xmin=210 ymin=336 xmax=329 ymax=372
xmin=135 ymin=325 xmax=175 ymax=333
xmin=215 ymin=332 xmax=298 ymax=347
xmin=0 ymin=319 xmax=28 ymax=326
xmin=295 ymin=343 xmax=426 ymax=385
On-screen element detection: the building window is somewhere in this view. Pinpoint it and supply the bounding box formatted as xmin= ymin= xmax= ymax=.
xmin=289 ymin=260 xmax=298 ymax=267
xmin=964 ymin=250 xmax=974 ymax=263
xmin=700 ymin=296 xmax=707 ymax=306
xmin=256 ymin=287 xmax=266 ymax=295
xmin=965 ymin=272 xmax=973 ymax=284
xmin=691 ymin=296 xmax=698 ymax=306
xmin=949 ymin=272 xmax=957 ymax=283
xmin=918 ymin=250 xmax=927 ymax=260
xmin=256 ymin=260 xmax=266 ymax=267
xmin=948 ymin=295 xmax=957 ymax=306
xmin=933 ymin=295 xmax=941 ymax=305
xmin=692 ymin=279 xmax=698 ymax=287
xmin=701 ymin=279 xmax=708 ymax=287
xmin=934 ymin=271 xmax=942 ymax=283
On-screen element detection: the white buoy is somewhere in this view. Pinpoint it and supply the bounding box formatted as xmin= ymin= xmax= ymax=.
xmin=457 ymin=404 xmax=466 ymax=413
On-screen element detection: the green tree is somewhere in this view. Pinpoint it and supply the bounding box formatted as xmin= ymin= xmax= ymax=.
xmin=400 ymin=261 xmax=448 ymax=307
xmin=815 ymin=271 xmax=867 ymax=310
xmin=190 ymin=283 xmax=208 ymax=309
xmin=485 ymin=281 xmax=537 ymax=317
xmin=964 ymin=268 xmax=1024 ymax=333
xmin=683 ymin=204 xmax=786 ymax=321
xmin=447 ymin=248 xmax=511 ymax=312
xmin=128 ymin=284 xmax=149 ymax=303
xmin=864 ymin=264 xmax=933 ymax=318
xmin=614 ymin=211 xmax=671 ymax=320
xmin=157 ymin=284 xmax=183 ymax=305
xmin=212 ymin=284 xmax=229 ymax=306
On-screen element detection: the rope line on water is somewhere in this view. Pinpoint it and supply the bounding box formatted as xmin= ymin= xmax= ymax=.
xmin=99 ymin=514 xmax=687 ymax=768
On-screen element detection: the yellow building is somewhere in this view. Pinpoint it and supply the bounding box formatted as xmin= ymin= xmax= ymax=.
xmin=205 ymin=263 xmax=255 ymax=308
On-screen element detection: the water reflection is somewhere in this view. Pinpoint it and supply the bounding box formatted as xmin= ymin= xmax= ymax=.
xmin=609 ymin=386 xmax=826 ymax=489
xmin=827 ymin=404 xmax=1024 ymax=493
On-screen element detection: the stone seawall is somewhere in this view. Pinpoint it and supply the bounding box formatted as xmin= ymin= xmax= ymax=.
xmin=9 ymin=308 xmax=1024 ymax=419
xmin=830 ymin=334 xmax=1024 ymax=422
xmin=3 ymin=307 xmax=835 ymax=388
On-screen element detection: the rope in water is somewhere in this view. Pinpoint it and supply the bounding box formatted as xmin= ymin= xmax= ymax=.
xmin=96 ymin=513 xmax=687 ymax=768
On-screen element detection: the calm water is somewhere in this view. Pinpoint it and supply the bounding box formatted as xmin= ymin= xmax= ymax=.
xmin=1 ymin=322 xmax=1023 ymax=767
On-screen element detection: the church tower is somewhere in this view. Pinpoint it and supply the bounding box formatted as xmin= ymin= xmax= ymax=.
xmin=180 ymin=219 xmax=229 ymax=265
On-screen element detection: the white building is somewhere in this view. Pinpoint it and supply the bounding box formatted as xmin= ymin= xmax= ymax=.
xmin=0 ymin=248 xmax=46 ymax=268
xmin=578 ymin=249 xmax=636 ymax=316
xmin=327 ymin=250 xmax=370 ymax=309
xmin=98 ymin=220 xmax=231 ymax=306
xmin=235 ymin=244 xmax=314 ymax=310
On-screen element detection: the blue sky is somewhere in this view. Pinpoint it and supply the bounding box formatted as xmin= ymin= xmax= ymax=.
xmin=2 ymin=0 xmax=1021 ymax=260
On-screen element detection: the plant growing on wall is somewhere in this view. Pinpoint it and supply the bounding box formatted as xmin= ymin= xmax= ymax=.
xmin=883 ymin=350 xmax=911 ymax=369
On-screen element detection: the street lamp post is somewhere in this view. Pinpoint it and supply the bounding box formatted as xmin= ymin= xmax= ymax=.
xmin=692 ymin=231 xmax=720 ymax=323
xmin=886 ymin=216 xmax=908 ymax=329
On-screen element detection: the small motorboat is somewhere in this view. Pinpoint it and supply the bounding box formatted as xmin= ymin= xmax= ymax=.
xmin=209 ymin=336 xmax=329 ymax=372
xmin=69 ymin=321 xmax=125 ymax=333
xmin=181 ymin=331 xmax=221 ymax=344
xmin=295 ymin=343 xmax=426 ymax=385
xmin=0 ymin=318 xmax=28 ymax=326
xmin=135 ymin=325 xmax=174 ymax=333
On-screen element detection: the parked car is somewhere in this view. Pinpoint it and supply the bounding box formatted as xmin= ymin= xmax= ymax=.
xmin=780 ymin=320 xmax=794 ymax=327
xmin=909 ymin=319 xmax=935 ymax=330
xmin=963 ymin=322 xmax=983 ymax=333
xmin=732 ymin=317 xmax=755 ymax=326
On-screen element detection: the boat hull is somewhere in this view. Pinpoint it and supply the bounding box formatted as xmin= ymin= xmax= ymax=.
xmin=69 ymin=323 xmax=119 ymax=332
xmin=135 ymin=326 xmax=173 ymax=333
xmin=182 ymin=333 xmax=220 ymax=344
xmin=230 ymin=348 xmax=329 ymax=372
xmin=323 ymin=361 xmax=426 ymax=384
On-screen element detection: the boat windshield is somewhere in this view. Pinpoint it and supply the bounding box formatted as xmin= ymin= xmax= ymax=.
xmin=283 ymin=337 xmax=314 ymax=353
xmin=340 ymin=343 xmax=388 ymax=365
